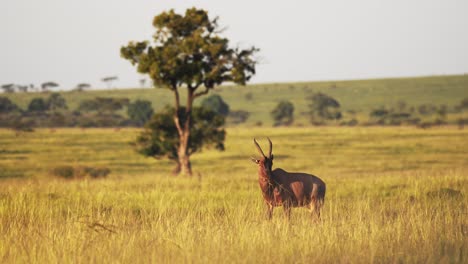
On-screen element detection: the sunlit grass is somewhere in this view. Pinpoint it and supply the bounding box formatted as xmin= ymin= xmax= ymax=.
xmin=0 ymin=127 xmax=467 ymax=263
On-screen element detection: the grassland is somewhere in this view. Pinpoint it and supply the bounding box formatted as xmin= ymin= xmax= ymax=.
xmin=4 ymin=74 xmax=468 ymax=126
xmin=0 ymin=127 xmax=467 ymax=263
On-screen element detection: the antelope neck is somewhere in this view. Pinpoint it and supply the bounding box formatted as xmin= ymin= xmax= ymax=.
xmin=258 ymin=164 xmax=273 ymax=186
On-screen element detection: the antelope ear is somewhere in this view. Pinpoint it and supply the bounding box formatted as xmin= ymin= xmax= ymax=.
xmin=251 ymin=157 xmax=260 ymax=164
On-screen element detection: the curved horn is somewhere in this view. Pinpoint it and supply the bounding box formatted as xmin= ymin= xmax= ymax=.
xmin=267 ymin=137 xmax=273 ymax=158
xmin=253 ymin=138 xmax=266 ymax=157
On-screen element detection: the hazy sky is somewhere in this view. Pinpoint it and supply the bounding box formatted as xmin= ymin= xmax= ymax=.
xmin=1 ymin=0 xmax=467 ymax=89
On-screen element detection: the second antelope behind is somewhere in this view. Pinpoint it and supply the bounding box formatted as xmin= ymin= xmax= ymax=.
xmin=251 ymin=138 xmax=326 ymax=220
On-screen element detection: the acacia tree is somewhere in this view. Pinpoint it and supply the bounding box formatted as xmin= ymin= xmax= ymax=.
xmin=41 ymin=82 xmax=59 ymax=92
xmin=75 ymin=83 xmax=91 ymax=91
xmin=101 ymin=76 xmax=118 ymax=88
xmin=121 ymin=8 xmax=258 ymax=175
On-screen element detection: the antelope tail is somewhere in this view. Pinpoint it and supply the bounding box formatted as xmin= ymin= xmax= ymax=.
xmin=311 ymin=183 xmax=326 ymax=207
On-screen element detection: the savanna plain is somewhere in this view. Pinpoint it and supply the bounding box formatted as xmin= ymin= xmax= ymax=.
xmin=0 ymin=126 xmax=467 ymax=263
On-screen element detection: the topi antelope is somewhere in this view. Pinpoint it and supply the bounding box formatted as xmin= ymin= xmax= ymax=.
xmin=251 ymin=138 xmax=326 ymax=220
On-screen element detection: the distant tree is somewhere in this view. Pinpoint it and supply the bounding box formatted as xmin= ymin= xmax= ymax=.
xmin=75 ymin=83 xmax=91 ymax=92
xmin=135 ymin=105 xmax=225 ymax=174
xmin=127 ymin=99 xmax=154 ymax=126
xmin=0 ymin=97 xmax=20 ymax=113
xmin=78 ymin=99 xmax=99 ymax=112
xmin=227 ymin=110 xmax=250 ymax=124
xmin=28 ymin=98 xmax=48 ymax=112
xmin=1 ymin=84 xmax=15 ymax=93
xmin=370 ymin=107 xmax=389 ymax=119
xmin=396 ymin=100 xmax=407 ymax=112
xmin=308 ymin=93 xmax=342 ymax=124
xmin=79 ymin=97 xmax=129 ymax=114
xmin=201 ymin=95 xmax=230 ymax=116
xmin=20 ymin=86 xmax=28 ymax=92
xmin=418 ymin=104 xmax=437 ymax=115
xmin=271 ymin=100 xmax=294 ymax=126
xmin=47 ymin=93 xmax=68 ymax=111
xmin=244 ymin=92 xmax=253 ymax=101
xmin=101 ymin=76 xmax=118 ymax=88
xmin=41 ymin=82 xmax=59 ymax=92
xmin=437 ymin=104 xmax=447 ymax=118
xmin=459 ymin=98 xmax=468 ymax=110
xmin=121 ymin=8 xmax=258 ymax=175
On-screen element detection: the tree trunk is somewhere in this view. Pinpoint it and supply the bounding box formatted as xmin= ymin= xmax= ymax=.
xmin=177 ymin=131 xmax=192 ymax=176
xmin=172 ymin=85 xmax=194 ymax=176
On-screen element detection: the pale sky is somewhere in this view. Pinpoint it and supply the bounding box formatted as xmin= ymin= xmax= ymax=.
xmin=1 ymin=0 xmax=467 ymax=90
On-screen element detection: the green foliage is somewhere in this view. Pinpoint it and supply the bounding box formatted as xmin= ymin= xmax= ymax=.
xmin=307 ymin=93 xmax=342 ymax=124
xmin=50 ymin=165 xmax=110 ymax=179
xmin=271 ymin=100 xmax=294 ymax=126
xmin=418 ymin=104 xmax=438 ymax=115
xmin=41 ymin=82 xmax=58 ymax=92
xmin=459 ymin=97 xmax=468 ymax=110
xmin=27 ymin=98 xmax=48 ymax=112
xmin=227 ymin=110 xmax=250 ymax=124
xmin=47 ymin=93 xmax=68 ymax=111
xmin=369 ymin=106 xmax=420 ymax=126
xmin=1 ymin=84 xmax=15 ymax=93
xmin=1 ymin=75 xmax=468 ymax=127
xmin=11 ymin=118 xmax=35 ymax=133
xmin=0 ymin=97 xmax=20 ymax=113
xmin=79 ymin=97 xmax=129 ymax=113
xmin=121 ymin=8 xmax=258 ymax=90
xmin=121 ymin=8 xmax=257 ymax=174
xmin=244 ymin=92 xmax=253 ymax=101
xmin=135 ymin=105 xmax=225 ymax=162
xmin=127 ymin=99 xmax=154 ymax=126
xmin=201 ymin=94 xmax=230 ymax=116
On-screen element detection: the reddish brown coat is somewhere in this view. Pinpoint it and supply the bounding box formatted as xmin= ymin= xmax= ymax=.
xmin=252 ymin=138 xmax=326 ymax=220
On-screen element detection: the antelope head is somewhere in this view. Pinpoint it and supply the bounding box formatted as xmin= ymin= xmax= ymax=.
xmin=251 ymin=138 xmax=274 ymax=177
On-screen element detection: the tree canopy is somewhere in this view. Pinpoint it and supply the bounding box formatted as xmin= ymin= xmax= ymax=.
xmin=121 ymin=8 xmax=257 ymax=91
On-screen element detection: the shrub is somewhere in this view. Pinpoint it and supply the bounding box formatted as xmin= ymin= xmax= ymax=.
xmin=50 ymin=165 xmax=110 ymax=179
xmin=0 ymin=97 xmax=21 ymax=113
xmin=50 ymin=165 xmax=74 ymax=179
xmin=28 ymin=98 xmax=48 ymax=112
xmin=86 ymin=167 xmax=111 ymax=178
xmin=201 ymin=94 xmax=230 ymax=116
xmin=127 ymin=99 xmax=154 ymax=126
xmin=227 ymin=110 xmax=250 ymax=124
xmin=271 ymin=100 xmax=294 ymax=126
xmin=307 ymin=93 xmax=342 ymax=124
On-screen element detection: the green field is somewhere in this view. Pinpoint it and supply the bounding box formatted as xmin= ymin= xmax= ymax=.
xmin=0 ymin=127 xmax=467 ymax=263
xmin=4 ymin=74 xmax=468 ymax=126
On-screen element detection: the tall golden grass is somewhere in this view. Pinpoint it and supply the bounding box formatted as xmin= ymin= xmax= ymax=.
xmin=0 ymin=127 xmax=467 ymax=263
